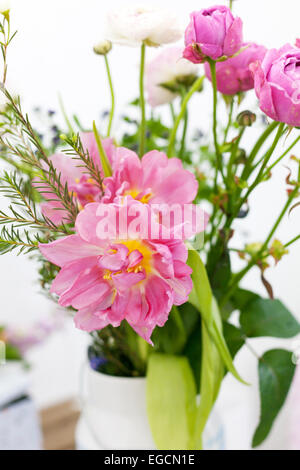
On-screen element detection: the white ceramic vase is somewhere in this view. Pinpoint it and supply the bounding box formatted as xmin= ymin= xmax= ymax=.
xmin=75 ymin=365 xmax=225 ymax=450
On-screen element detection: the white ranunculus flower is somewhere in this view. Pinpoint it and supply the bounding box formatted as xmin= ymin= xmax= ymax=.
xmin=146 ymin=47 xmax=199 ymax=107
xmin=0 ymin=0 xmax=10 ymax=14
xmin=105 ymin=4 xmax=183 ymax=47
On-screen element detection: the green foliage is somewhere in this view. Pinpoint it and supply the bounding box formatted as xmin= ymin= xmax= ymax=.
xmin=187 ymin=248 xmax=245 ymax=449
xmin=187 ymin=247 xmax=244 ymax=383
xmin=62 ymin=133 xmax=104 ymax=190
xmin=231 ymin=288 xmax=260 ymax=311
xmin=223 ymin=322 xmax=245 ymax=359
xmin=152 ymin=303 xmax=199 ymax=356
xmin=38 ymin=258 xmax=60 ymax=290
xmin=207 ymin=238 xmax=232 ymax=298
xmin=253 ymin=349 xmax=296 ymax=447
xmin=0 ymin=225 xmax=40 ymax=255
xmin=240 ymin=298 xmax=300 ymax=339
xmin=152 ymin=307 xmax=187 ymax=355
xmin=194 ymin=321 xmax=224 ymax=449
xmin=183 ymin=321 xmax=202 ymax=392
xmin=146 ymin=353 xmax=197 ymax=450
xmin=5 ymin=343 xmax=22 ymax=361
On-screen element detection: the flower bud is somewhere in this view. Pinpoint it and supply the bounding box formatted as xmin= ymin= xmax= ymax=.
xmin=236 ymin=110 xmax=256 ymax=127
xmin=269 ymin=239 xmax=289 ymax=265
xmin=93 ymin=40 xmax=112 ymax=56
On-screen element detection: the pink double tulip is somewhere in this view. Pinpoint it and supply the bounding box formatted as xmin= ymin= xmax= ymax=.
xmin=39 ymin=198 xmax=195 ymax=344
xmin=40 ymin=138 xmax=199 ymax=224
xmin=102 ymin=147 xmax=199 ymax=207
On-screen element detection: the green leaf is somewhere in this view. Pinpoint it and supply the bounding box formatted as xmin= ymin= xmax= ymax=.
xmin=223 ymin=322 xmax=245 ymax=359
xmin=187 ymin=247 xmax=246 ymax=384
xmin=152 ymin=306 xmax=187 ymax=354
xmin=240 ymin=298 xmax=300 ymax=338
xmin=231 ymin=288 xmax=260 ymax=311
xmin=177 ymin=302 xmax=199 ymax=338
xmin=183 ymin=320 xmax=202 ymax=392
xmin=207 ymin=242 xmax=232 ymax=296
xmin=92 ymin=121 xmax=112 ymax=177
xmin=146 ymin=353 xmax=197 ymax=450
xmin=5 ymin=343 xmax=22 ymax=361
xmin=187 ymin=248 xmax=213 ymax=327
xmin=253 ymin=349 xmax=296 ymax=447
xmin=194 ymin=321 xmax=224 ymax=449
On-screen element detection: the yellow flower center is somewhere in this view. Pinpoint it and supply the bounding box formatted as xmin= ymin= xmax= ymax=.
xmin=124 ymin=188 xmax=153 ymax=204
xmin=123 ymin=239 xmax=153 ymax=274
xmin=102 ymin=240 xmax=153 ymax=282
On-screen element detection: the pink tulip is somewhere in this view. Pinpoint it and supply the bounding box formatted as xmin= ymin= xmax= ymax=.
xmin=39 ymin=137 xmax=199 ymax=225
xmin=103 ymin=148 xmax=198 ymax=206
xmin=183 ymin=5 xmax=243 ymax=64
xmin=204 ymin=42 xmax=267 ymax=95
xmin=38 ymin=133 xmax=115 ymax=225
xmin=39 ymin=198 xmax=196 ymax=344
xmin=250 ymin=44 xmax=300 ymax=126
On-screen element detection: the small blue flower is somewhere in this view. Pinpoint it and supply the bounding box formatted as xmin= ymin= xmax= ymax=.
xmin=89 ymin=355 xmax=107 ymax=371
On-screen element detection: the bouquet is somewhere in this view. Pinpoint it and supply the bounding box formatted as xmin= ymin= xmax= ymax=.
xmin=1 ymin=1 xmax=300 ymax=449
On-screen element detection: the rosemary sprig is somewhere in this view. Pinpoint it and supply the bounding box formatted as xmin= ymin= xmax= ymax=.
xmin=61 ymin=133 xmax=104 ymax=193
xmin=0 ymin=225 xmax=42 ymax=255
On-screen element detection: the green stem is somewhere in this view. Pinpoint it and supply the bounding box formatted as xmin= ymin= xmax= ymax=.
xmin=220 ymin=186 xmax=298 ymax=307
xmin=263 ymin=188 xmax=298 ymax=248
xmin=104 ymin=55 xmax=115 ymax=137
xmin=179 ymin=109 xmax=188 ymax=159
xmin=58 ymin=94 xmax=74 ymax=135
xmin=167 ymin=75 xmax=205 ymax=157
xmin=139 ymin=43 xmax=146 ymax=157
xmin=261 ymin=134 xmax=300 ymax=179
xmin=225 ymin=123 xmax=285 ymax=229
xmin=242 ymin=123 xmax=285 ymax=200
xmin=209 ymin=60 xmax=224 ymax=187
xmin=223 ymin=98 xmax=234 ymax=144
xmin=241 ymin=121 xmax=279 ymax=181
xmin=169 ymin=102 xmax=176 ymax=124
xmin=227 ymin=127 xmax=245 ymax=185
xmin=285 ymin=234 xmax=300 ymax=248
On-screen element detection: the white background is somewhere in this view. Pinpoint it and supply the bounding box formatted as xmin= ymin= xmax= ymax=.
xmin=0 ymin=0 xmax=300 ymax=450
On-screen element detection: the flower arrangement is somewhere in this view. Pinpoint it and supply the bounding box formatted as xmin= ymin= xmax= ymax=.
xmin=0 ymin=1 xmax=300 ymax=450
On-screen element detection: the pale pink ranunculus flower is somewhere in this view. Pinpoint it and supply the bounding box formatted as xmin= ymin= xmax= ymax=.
xmin=105 ymin=4 xmax=183 ymax=47
xmin=250 ymin=44 xmax=300 ymax=126
xmin=204 ymin=42 xmax=267 ymax=95
xmin=37 ymin=133 xmax=115 ymax=225
xmin=39 ymin=198 xmax=195 ymax=344
xmin=146 ymin=46 xmax=199 ymax=107
xmin=183 ymin=5 xmax=243 ymax=64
